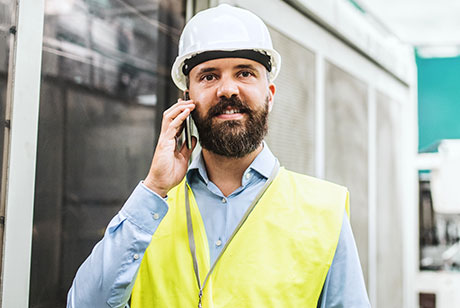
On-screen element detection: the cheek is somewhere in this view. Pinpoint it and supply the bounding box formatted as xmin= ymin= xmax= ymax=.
xmin=241 ymin=86 xmax=267 ymax=106
xmin=190 ymin=100 xmax=209 ymax=120
xmin=194 ymin=104 xmax=206 ymax=118
xmin=192 ymin=90 xmax=208 ymax=102
xmin=190 ymin=90 xmax=214 ymax=114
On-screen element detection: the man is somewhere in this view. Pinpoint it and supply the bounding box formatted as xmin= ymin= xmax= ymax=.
xmin=68 ymin=4 xmax=370 ymax=308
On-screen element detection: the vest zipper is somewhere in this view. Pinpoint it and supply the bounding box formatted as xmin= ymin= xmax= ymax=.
xmin=198 ymin=289 xmax=203 ymax=308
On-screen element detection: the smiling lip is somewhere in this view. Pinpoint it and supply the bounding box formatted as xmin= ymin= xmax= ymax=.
xmin=215 ymin=108 xmax=245 ymax=120
xmin=216 ymin=113 xmax=244 ymax=120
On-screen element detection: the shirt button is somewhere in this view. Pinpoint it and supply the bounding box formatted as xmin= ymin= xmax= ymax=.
xmin=221 ymin=198 xmax=227 ymax=203
xmin=215 ymin=240 xmax=222 ymax=247
xmin=153 ymin=212 xmax=160 ymax=220
xmin=133 ymin=254 xmax=140 ymax=260
xmin=245 ymin=173 xmax=251 ymax=180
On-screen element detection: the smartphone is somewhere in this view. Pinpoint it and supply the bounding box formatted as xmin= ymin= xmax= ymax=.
xmin=184 ymin=92 xmax=192 ymax=149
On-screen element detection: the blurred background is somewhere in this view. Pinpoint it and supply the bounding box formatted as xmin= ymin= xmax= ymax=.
xmin=0 ymin=0 xmax=459 ymax=307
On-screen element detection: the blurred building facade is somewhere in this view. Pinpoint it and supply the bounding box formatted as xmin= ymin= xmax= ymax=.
xmin=0 ymin=0 xmax=418 ymax=307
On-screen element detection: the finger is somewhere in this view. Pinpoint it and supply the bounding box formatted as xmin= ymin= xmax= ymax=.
xmin=161 ymin=104 xmax=195 ymax=131
xmin=169 ymin=107 xmax=192 ymax=131
xmin=161 ymin=104 xmax=194 ymax=133
xmin=162 ymin=108 xmax=192 ymax=140
xmin=163 ymin=102 xmax=195 ymax=119
xmin=163 ymin=99 xmax=195 ymax=119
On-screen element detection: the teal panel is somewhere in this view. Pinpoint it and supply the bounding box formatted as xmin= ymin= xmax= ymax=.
xmin=416 ymin=54 xmax=460 ymax=152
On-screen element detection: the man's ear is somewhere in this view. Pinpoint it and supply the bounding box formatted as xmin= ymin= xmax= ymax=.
xmin=267 ymin=83 xmax=276 ymax=112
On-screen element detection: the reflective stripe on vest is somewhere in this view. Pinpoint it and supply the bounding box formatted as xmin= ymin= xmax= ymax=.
xmin=131 ymin=167 xmax=349 ymax=307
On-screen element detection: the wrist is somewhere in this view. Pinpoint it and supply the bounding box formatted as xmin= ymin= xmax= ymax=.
xmin=143 ymin=177 xmax=168 ymax=198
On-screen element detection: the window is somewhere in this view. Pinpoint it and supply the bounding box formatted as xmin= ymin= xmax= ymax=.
xmin=30 ymin=1 xmax=185 ymax=306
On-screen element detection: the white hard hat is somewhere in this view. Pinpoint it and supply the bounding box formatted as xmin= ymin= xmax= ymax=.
xmin=171 ymin=4 xmax=281 ymax=90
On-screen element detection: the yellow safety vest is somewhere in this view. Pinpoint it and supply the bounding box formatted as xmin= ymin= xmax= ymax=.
xmin=131 ymin=167 xmax=349 ymax=307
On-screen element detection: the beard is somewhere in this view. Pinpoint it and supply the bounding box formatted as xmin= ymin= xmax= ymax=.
xmin=192 ymin=95 xmax=269 ymax=158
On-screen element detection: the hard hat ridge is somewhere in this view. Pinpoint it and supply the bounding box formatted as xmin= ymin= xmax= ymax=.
xmin=171 ymin=4 xmax=281 ymax=90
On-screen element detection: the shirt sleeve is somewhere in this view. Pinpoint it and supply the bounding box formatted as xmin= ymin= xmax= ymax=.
xmin=317 ymin=211 xmax=371 ymax=308
xmin=67 ymin=182 xmax=169 ymax=308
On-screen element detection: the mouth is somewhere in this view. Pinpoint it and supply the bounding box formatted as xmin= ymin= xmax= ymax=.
xmin=222 ymin=108 xmax=240 ymax=115
xmin=215 ymin=107 xmax=245 ymax=120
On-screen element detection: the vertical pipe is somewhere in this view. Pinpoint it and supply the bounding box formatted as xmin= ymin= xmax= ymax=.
xmin=0 ymin=1 xmax=18 ymax=295
xmin=314 ymin=54 xmax=325 ymax=179
xmin=367 ymin=86 xmax=377 ymax=307
xmin=0 ymin=0 xmax=45 ymax=306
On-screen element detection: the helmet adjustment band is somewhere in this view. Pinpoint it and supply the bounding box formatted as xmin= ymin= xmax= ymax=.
xmin=182 ymin=50 xmax=272 ymax=76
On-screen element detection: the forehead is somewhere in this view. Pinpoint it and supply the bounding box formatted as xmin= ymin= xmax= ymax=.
xmin=189 ymin=57 xmax=266 ymax=75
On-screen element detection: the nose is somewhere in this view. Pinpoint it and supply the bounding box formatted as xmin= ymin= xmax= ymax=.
xmin=216 ymin=75 xmax=239 ymax=99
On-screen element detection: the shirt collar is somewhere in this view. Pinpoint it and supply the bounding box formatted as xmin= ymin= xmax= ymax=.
xmin=186 ymin=141 xmax=277 ymax=184
xmin=187 ymin=151 xmax=210 ymax=184
xmin=248 ymin=141 xmax=276 ymax=179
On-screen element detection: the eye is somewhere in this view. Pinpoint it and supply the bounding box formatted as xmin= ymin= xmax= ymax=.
xmin=200 ymin=74 xmax=216 ymax=82
xmin=238 ymin=70 xmax=254 ymax=78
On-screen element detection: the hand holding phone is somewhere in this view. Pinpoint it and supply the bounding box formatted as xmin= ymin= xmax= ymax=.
xmin=144 ymin=95 xmax=195 ymax=197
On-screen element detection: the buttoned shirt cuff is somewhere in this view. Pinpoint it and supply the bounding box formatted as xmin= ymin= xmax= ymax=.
xmin=119 ymin=181 xmax=169 ymax=235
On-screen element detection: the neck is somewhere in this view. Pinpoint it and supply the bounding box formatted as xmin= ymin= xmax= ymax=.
xmin=202 ymin=144 xmax=263 ymax=197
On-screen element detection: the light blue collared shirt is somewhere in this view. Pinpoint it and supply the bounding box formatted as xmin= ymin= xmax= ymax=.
xmin=67 ymin=144 xmax=370 ymax=308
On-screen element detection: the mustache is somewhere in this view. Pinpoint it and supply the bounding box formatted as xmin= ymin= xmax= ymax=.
xmin=207 ymin=96 xmax=251 ymax=117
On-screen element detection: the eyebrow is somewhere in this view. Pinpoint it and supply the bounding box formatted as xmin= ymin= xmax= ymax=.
xmin=194 ymin=63 xmax=259 ymax=77
xmin=195 ymin=67 xmax=218 ymax=75
xmin=234 ymin=64 xmax=258 ymax=71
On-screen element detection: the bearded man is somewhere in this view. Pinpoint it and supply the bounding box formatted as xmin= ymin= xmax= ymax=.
xmin=68 ymin=4 xmax=370 ymax=308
